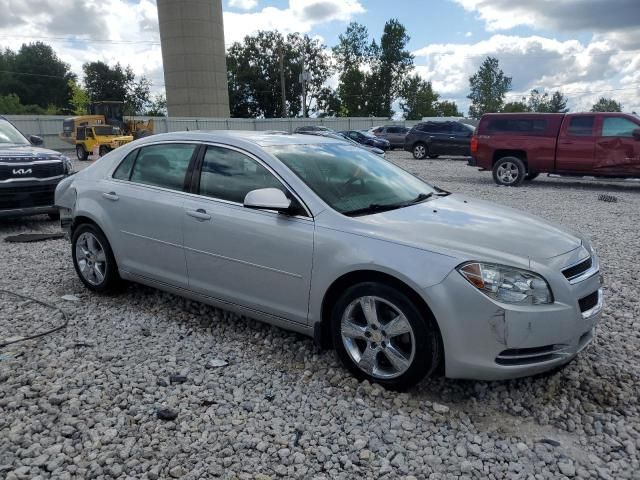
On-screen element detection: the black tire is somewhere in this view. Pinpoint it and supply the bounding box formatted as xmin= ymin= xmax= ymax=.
xmin=524 ymin=172 xmax=539 ymax=181
xmin=48 ymin=210 xmax=60 ymax=221
xmin=428 ymin=154 xmax=439 ymax=159
xmin=99 ymin=145 xmax=109 ymax=157
xmin=76 ymin=145 xmax=89 ymax=161
xmin=412 ymin=143 xmax=428 ymax=160
xmin=492 ymin=156 xmax=526 ymax=186
xmin=71 ymin=223 xmax=122 ymax=293
xmin=331 ymin=282 xmax=442 ymax=390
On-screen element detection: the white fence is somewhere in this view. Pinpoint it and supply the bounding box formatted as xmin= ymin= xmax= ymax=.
xmin=4 ymin=115 xmax=425 ymax=151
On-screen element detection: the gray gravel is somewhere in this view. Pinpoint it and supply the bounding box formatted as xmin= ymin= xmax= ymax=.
xmin=1 ymin=152 xmax=639 ymax=479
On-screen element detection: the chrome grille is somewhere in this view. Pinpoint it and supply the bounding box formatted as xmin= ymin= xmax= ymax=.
xmin=496 ymin=344 xmax=570 ymax=366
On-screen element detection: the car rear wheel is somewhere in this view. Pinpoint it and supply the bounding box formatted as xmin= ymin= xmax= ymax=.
xmin=492 ymin=157 xmax=526 ymax=186
xmin=412 ymin=143 xmax=428 ymax=160
xmin=331 ymin=282 xmax=442 ymax=390
xmin=72 ymin=224 xmax=122 ymax=293
xmin=76 ymin=145 xmax=89 ymax=161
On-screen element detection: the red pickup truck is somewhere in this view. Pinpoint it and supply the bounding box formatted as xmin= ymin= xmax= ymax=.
xmin=469 ymin=112 xmax=640 ymax=186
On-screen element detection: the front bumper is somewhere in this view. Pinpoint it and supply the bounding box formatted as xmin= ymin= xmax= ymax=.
xmin=424 ymin=259 xmax=603 ymax=381
xmin=0 ymin=178 xmax=63 ymax=218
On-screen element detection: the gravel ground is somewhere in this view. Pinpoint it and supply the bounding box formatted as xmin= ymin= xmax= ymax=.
xmin=1 ymin=152 xmax=639 ymax=479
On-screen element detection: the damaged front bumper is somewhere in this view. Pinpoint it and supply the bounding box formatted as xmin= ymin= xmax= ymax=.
xmin=423 ymin=258 xmax=603 ymax=381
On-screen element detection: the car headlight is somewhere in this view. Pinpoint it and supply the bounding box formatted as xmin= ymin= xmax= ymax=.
xmin=60 ymin=155 xmax=74 ymax=174
xmin=458 ymin=262 xmax=553 ymax=305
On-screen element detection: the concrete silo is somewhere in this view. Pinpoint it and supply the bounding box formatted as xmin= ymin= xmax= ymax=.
xmin=157 ymin=0 xmax=230 ymax=117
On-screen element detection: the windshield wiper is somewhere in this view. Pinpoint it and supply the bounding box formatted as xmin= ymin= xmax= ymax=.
xmin=343 ymin=192 xmax=434 ymax=217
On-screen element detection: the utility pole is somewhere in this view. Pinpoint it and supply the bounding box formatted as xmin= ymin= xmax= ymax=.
xmin=278 ymin=43 xmax=287 ymax=117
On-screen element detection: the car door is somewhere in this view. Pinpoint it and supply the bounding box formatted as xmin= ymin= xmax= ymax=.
xmin=555 ymin=115 xmax=597 ymax=173
xmin=99 ymin=142 xmax=197 ymax=288
xmin=451 ymin=123 xmax=473 ymax=155
xmin=423 ymin=122 xmax=447 ymax=154
xmin=594 ymin=116 xmax=640 ymax=176
xmin=182 ymin=144 xmax=314 ymax=325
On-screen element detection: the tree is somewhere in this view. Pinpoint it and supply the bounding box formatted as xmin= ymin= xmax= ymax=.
xmin=333 ymin=22 xmax=371 ymax=116
xmin=436 ymin=100 xmax=461 ymax=117
xmin=502 ymin=101 xmax=530 ymax=113
xmin=467 ymin=57 xmax=512 ymax=118
xmin=83 ymin=61 xmax=134 ymax=103
xmin=368 ymin=19 xmax=414 ymax=117
xmin=547 ymin=91 xmax=569 ymax=113
xmin=400 ymin=75 xmax=439 ymax=120
xmin=591 ymin=97 xmax=622 ymax=112
xmin=0 ymin=93 xmax=46 ymax=114
xmin=69 ymin=80 xmax=90 ymax=115
xmin=0 ymin=42 xmax=75 ymax=112
xmin=145 ymin=94 xmax=167 ymax=116
xmin=227 ymin=31 xmax=333 ymax=118
xmin=126 ymin=76 xmax=151 ymax=115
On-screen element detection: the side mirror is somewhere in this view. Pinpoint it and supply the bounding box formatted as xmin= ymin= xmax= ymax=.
xmin=244 ymin=188 xmax=292 ymax=213
xmin=633 ymin=128 xmax=640 ymax=140
xmin=29 ymin=135 xmax=44 ymax=146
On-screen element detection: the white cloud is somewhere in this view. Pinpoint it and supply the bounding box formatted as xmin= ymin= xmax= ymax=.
xmin=465 ymin=31 xmax=473 ymax=37
xmin=229 ymin=0 xmax=258 ymax=10
xmin=413 ymin=34 xmax=640 ymax=114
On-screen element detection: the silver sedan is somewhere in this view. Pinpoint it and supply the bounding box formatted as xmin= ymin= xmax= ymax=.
xmin=55 ymin=131 xmax=603 ymax=389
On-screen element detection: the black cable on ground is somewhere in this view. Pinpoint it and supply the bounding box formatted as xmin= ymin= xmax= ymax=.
xmin=0 ymin=289 xmax=70 ymax=348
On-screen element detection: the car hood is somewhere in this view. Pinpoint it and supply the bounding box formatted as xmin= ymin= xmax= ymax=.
xmin=0 ymin=144 xmax=63 ymax=159
xmin=347 ymin=194 xmax=581 ymax=264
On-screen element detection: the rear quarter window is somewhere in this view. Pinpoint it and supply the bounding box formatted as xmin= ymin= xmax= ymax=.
xmin=486 ymin=118 xmax=548 ymax=135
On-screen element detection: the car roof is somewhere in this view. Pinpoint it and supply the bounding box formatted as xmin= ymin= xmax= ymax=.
xmin=135 ymin=130 xmax=344 ymax=147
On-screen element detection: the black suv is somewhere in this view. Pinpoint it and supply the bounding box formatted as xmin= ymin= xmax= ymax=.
xmin=404 ymin=121 xmax=474 ymax=159
xmin=0 ymin=116 xmax=73 ymax=219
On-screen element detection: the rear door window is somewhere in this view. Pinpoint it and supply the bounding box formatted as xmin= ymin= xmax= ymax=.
xmin=567 ymin=116 xmax=595 ymax=136
xmin=601 ymin=117 xmax=638 ymax=137
xmin=129 ymin=143 xmax=196 ymax=191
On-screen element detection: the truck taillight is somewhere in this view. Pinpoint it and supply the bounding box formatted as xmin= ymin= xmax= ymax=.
xmin=470 ymin=136 xmax=479 ymax=154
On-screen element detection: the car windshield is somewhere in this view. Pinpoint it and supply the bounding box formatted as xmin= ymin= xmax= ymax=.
xmin=0 ymin=119 xmax=29 ymax=145
xmin=266 ymin=143 xmax=438 ymax=216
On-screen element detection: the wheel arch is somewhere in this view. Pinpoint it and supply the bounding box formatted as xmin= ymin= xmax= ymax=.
xmin=316 ymin=270 xmax=444 ymax=363
xmin=493 ymin=150 xmax=528 ymax=168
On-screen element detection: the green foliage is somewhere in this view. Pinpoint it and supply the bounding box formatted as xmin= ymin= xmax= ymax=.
xmin=502 ymin=89 xmax=569 ymax=113
xmin=82 ymin=61 xmax=151 ymax=115
xmin=0 ymin=42 xmax=75 ymax=113
xmin=436 ymin=100 xmax=461 ymax=117
xmin=467 ymin=57 xmax=512 ymax=118
xmin=400 ymin=75 xmax=439 ymax=120
xmin=227 ymin=31 xmax=333 ymax=118
xmin=145 ymin=94 xmax=167 ymax=117
xmin=591 ymin=97 xmax=622 ymax=112
xmin=69 ymin=80 xmax=90 ymax=115
xmin=333 ymin=20 xmax=413 ymax=117
xmin=502 ymin=101 xmax=529 ymax=113
xmin=0 ymin=93 xmax=46 ymax=114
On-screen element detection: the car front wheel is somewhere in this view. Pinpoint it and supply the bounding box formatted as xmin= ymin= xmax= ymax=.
xmin=331 ymin=282 xmax=442 ymax=390
xmin=412 ymin=143 xmax=428 ymax=160
xmin=76 ymin=145 xmax=89 ymax=161
xmin=72 ymin=223 xmax=122 ymax=293
xmin=492 ymin=156 xmax=526 ymax=186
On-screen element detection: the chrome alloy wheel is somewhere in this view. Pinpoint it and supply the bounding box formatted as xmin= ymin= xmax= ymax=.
xmin=496 ymin=161 xmax=519 ymax=184
xmin=75 ymin=232 xmax=107 ymax=286
xmin=413 ymin=145 xmax=426 ymax=159
xmin=340 ymin=296 xmax=416 ymax=379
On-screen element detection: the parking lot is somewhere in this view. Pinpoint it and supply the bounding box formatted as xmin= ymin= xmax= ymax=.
xmin=1 ymin=150 xmax=639 ymax=479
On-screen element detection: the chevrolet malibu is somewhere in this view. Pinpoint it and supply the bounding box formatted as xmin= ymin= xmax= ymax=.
xmin=55 ymin=132 xmax=603 ymax=389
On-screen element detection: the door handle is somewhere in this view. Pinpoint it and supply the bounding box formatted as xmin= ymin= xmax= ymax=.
xmin=186 ymin=208 xmax=211 ymax=221
xmin=449 ymin=136 xmax=456 ymax=139
xmin=102 ymin=192 xmax=119 ymax=201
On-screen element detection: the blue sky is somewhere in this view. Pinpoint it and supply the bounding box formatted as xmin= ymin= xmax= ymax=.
xmin=1 ymin=0 xmax=638 ymax=114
